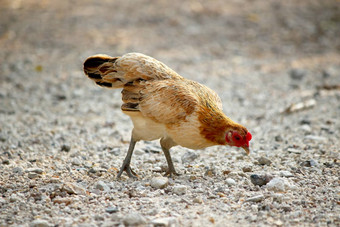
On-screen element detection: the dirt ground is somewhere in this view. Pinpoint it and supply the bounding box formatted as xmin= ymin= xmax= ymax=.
xmin=0 ymin=0 xmax=339 ymax=226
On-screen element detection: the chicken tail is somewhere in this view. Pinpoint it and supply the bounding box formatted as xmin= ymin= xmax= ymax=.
xmin=83 ymin=53 xmax=182 ymax=89
xmin=83 ymin=54 xmax=124 ymax=88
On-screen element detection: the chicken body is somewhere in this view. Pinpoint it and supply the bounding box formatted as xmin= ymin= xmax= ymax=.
xmin=83 ymin=53 xmax=252 ymax=178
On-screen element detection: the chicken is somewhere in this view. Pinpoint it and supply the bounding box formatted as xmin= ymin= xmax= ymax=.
xmin=83 ymin=53 xmax=252 ymax=178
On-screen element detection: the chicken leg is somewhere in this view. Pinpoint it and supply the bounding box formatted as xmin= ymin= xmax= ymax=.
xmin=161 ymin=146 xmax=181 ymax=177
xmin=160 ymin=137 xmax=180 ymax=177
xmin=116 ymin=136 xmax=137 ymax=178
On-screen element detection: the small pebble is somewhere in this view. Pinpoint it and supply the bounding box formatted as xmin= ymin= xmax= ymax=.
xmin=274 ymin=135 xmax=283 ymax=142
xmin=61 ymin=144 xmax=71 ymax=152
xmin=134 ymin=148 xmax=145 ymax=155
xmin=300 ymin=119 xmax=311 ymax=125
xmin=204 ymin=166 xmax=216 ymax=176
xmin=281 ymin=205 xmax=292 ymax=212
xmin=109 ymin=147 xmax=120 ymax=156
xmin=304 ymin=135 xmax=327 ymax=142
xmin=71 ymin=158 xmax=82 ymax=166
xmin=62 ymin=183 xmax=87 ymax=195
xmin=266 ymin=178 xmax=286 ymax=192
xmin=301 ymin=124 xmax=311 ymax=132
xmin=144 ymin=145 xmax=160 ymax=154
xmin=300 ymin=159 xmax=318 ymax=167
xmin=242 ymin=166 xmax=252 ymax=172
xmin=28 ymin=173 xmax=39 ymax=179
xmin=151 ymin=217 xmax=178 ymax=227
xmin=250 ymin=174 xmax=273 ymax=186
xmin=272 ymin=193 xmax=285 ymax=203
xmin=289 ymin=68 xmax=306 ymax=80
xmin=53 ymin=197 xmax=73 ymax=205
xmin=27 ymin=168 xmax=44 ymax=174
xmin=12 ymin=167 xmax=23 ymax=174
xmin=181 ymin=151 xmax=199 ymax=163
xmin=193 ymin=196 xmax=203 ymax=204
xmin=94 ymin=215 xmax=104 ymax=221
xmin=173 ymin=185 xmax=187 ymax=195
xmin=30 ymin=219 xmax=50 ymax=227
xmin=95 ymin=181 xmax=110 ymax=191
xmin=123 ymin=212 xmax=147 ymax=226
xmin=150 ymin=177 xmax=169 ymax=189
xmin=9 ymin=194 xmax=19 ymax=202
xmin=0 ymin=133 xmax=6 ymax=142
xmin=105 ymin=206 xmax=119 ymax=214
xmin=257 ymin=157 xmax=272 ymax=165
xmin=245 ymin=194 xmax=264 ymax=202
xmin=287 ymin=148 xmax=301 ymax=154
xmin=266 ymin=177 xmax=296 ymax=192
xmin=279 ymin=171 xmax=294 ymax=178
xmin=226 ymin=178 xmax=236 ymax=186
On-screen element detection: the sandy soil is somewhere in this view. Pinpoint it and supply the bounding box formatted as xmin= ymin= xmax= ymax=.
xmin=0 ymin=0 xmax=339 ymax=226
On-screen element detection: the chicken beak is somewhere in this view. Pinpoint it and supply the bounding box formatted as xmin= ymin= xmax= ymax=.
xmin=242 ymin=146 xmax=250 ymax=155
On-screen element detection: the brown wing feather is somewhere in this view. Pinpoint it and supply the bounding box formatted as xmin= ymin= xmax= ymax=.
xmin=83 ymin=53 xmax=182 ymax=89
xmin=130 ymin=79 xmax=223 ymax=125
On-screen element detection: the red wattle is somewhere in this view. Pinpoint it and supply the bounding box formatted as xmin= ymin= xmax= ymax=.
xmin=246 ymin=132 xmax=252 ymax=141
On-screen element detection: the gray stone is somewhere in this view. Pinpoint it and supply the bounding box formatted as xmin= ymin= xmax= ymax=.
xmin=9 ymin=194 xmax=19 ymax=202
xmin=105 ymin=206 xmax=119 ymax=214
xmin=71 ymin=157 xmax=82 ymax=166
xmin=300 ymin=159 xmax=319 ymax=167
xmin=26 ymin=168 xmax=44 ymax=174
xmin=181 ymin=151 xmax=199 ymax=163
xmin=274 ymin=135 xmax=283 ymax=142
xmin=109 ymin=147 xmax=121 ymax=156
xmin=123 ymin=212 xmax=147 ymax=226
xmin=242 ymin=166 xmax=252 ymax=172
xmin=61 ymin=144 xmax=71 ymax=152
xmin=150 ymin=177 xmax=169 ymax=189
xmin=28 ymin=172 xmax=39 ymax=179
xmin=151 ymin=217 xmax=178 ymax=227
xmin=12 ymin=167 xmax=23 ymax=174
xmin=250 ymin=174 xmax=273 ymax=186
xmin=257 ymin=157 xmax=272 ymax=165
xmin=134 ymin=148 xmax=145 ymax=155
xmin=173 ymin=185 xmax=187 ymax=195
xmin=30 ymin=219 xmax=50 ymax=227
xmin=95 ymin=181 xmax=110 ymax=191
xmin=289 ymin=68 xmax=306 ymax=80
xmin=287 ymin=148 xmax=301 ymax=154
xmin=193 ymin=196 xmax=203 ymax=204
xmin=62 ymin=183 xmax=87 ymax=195
xmin=245 ymin=194 xmax=264 ymax=202
xmin=301 ymin=124 xmax=311 ymax=132
xmin=226 ymin=178 xmax=236 ymax=186
xmin=279 ymin=171 xmax=294 ymax=177
xmin=266 ymin=177 xmax=297 ymax=192
xmin=304 ymin=135 xmax=327 ymax=142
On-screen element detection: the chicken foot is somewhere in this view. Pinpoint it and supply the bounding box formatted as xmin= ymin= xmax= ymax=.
xmin=117 ymin=137 xmax=138 ymax=178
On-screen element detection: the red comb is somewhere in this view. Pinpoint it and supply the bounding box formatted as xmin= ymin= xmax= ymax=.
xmin=246 ymin=132 xmax=252 ymax=141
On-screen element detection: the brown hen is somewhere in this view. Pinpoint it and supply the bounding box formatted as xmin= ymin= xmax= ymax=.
xmin=83 ymin=53 xmax=252 ymax=178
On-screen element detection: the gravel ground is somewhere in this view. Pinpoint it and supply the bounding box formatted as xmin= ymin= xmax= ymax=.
xmin=1 ymin=0 xmax=339 ymax=226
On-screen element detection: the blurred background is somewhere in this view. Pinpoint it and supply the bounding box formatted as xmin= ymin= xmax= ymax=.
xmin=1 ymin=0 xmax=339 ymax=74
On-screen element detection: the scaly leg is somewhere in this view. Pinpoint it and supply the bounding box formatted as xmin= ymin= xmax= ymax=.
xmin=117 ymin=136 xmax=137 ymax=179
xmin=160 ymin=137 xmax=180 ymax=177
